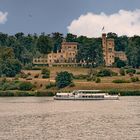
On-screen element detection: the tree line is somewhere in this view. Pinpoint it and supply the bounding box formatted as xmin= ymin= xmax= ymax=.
xmin=0 ymin=32 xmax=140 ymax=77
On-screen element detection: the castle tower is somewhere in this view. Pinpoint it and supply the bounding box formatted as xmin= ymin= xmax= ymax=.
xmin=102 ymin=33 xmax=115 ymax=66
xmin=102 ymin=33 xmax=107 ymax=65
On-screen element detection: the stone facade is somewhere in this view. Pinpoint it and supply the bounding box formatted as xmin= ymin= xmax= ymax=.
xmin=102 ymin=33 xmax=127 ymax=66
xmin=33 ymin=41 xmax=78 ymax=66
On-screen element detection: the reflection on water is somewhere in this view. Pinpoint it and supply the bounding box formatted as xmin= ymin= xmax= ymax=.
xmin=0 ymin=97 xmax=139 ymax=140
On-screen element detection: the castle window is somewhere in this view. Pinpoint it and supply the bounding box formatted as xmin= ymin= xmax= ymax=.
xmin=108 ymin=48 xmax=112 ymax=52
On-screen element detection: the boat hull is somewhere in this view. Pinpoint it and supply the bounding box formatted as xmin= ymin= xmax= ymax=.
xmin=54 ymin=96 xmax=119 ymax=100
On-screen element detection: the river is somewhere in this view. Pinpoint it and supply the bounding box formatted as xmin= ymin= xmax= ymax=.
xmin=0 ymin=97 xmax=139 ymax=140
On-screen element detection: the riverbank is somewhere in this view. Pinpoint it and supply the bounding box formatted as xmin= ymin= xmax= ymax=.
xmin=0 ymin=89 xmax=140 ymax=97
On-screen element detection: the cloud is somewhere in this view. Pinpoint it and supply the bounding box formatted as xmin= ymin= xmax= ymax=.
xmin=0 ymin=11 xmax=8 ymax=24
xmin=67 ymin=9 xmax=140 ymax=37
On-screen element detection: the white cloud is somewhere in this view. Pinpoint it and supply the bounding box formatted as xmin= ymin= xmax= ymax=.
xmin=67 ymin=9 xmax=140 ymax=37
xmin=0 ymin=11 xmax=8 ymax=24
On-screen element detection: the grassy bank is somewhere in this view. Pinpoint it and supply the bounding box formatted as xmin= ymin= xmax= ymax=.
xmin=0 ymin=90 xmax=140 ymax=97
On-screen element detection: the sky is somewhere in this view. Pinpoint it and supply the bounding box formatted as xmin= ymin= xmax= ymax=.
xmin=0 ymin=0 xmax=140 ymax=37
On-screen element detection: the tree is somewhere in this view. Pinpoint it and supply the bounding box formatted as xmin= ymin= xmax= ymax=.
xmin=37 ymin=34 xmax=53 ymax=54
xmin=51 ymin=32 xmax=63 ymax=53
xmin=114 ymin=57 xmax=126 ymax=68
xmin=0 ymin=47 xmax=22 ymax=77
xmin=19 ymin=82 xmax=33 ymax=91
xmin=126 ymin=36 xmax=140 ymax=68
xmin=66 ymin=33 xmax=77 ymax=42
xmin=76 ymin=37 xmax=103 ymax=67
xmin=55 ymin=71 xmax=73 ymax=88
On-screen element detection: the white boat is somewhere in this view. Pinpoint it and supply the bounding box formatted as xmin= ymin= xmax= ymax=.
xmin=54 ymin=90 xmax=119 ymax=100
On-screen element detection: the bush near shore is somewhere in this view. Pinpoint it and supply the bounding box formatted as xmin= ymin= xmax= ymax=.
xmin=0 ymin=90 xmax=55 ymax=97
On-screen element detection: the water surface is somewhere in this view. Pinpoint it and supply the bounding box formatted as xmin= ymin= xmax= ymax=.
xmin=0 ymin=97 xmax=139 ymax=140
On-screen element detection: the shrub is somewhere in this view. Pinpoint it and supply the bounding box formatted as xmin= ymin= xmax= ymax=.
xmin=114 ymin=58 xmax=126 ymax=68
xmin=46 ymin=82 xmax=56 ymax=89
xmin=35 ymin=91 xmax=54 ymax=96
xmin=42 ymin=68 xmax=50 ymax=78
xmin=19 ymin=82 xmax=34 ymax=91
xmin=23 ymin=64 xmax=32 ymax=70
xmin=126 ymin=69 xmax=136 ymax=74
xmin=95 ymin=78 xmax=101 ymax=83
xmin=131 ymin=77 xmax=139 ymax=82
xmin=119 ymin=68 xmax=125 ymax=76
xmin=73 ymin=74 xmax=88 ymax=80
xmin=87 ymin=69 xmax=97 ymax=77
xmin=112 ymin=79 xmax=130 ymax=83
xmin=136 ymin=72 xmax=140 ymax=74
xmin=20 ymin=73 xmax=28 ymax=79
xmin=32 ymin=67 xmax=41 ymax=70
xmin=2 ymin=82 xmax=18 ymax=90
xmin=55 ymin=71 xmax=73 ymax=88
xmin=87 ymin=76 xmax=96 ymax=81
xmin=97 ymin=69 xmax=117 ymax=77
xmin=41 ymin=68 xmax=49 ymax=74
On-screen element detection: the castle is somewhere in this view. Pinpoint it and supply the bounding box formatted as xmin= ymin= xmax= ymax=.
xmin=102 ymin=33 xmax=127 ymax=66
xmin=33 ymin=41 xmax=78 ymax=66
xmin=33 ymin=33 xmax=127 ymax=66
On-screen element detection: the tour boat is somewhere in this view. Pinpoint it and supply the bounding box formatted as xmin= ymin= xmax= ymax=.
xmin=54 ymin=90 xmax=119 ymax=100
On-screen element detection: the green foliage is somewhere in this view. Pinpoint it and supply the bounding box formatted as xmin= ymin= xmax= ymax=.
xmin=41 ymin=68 xmax=49 ymax=74
xmin=0 ymin=79 xmax=20 ymax=90
xmin=19 ymin=82 xmax=34 ymax=91
xmin=32 ymin=67 xmax=42 ymax=70
xmin=73 ymin=74 xmax=88 ymax=80
xmin=41 ymin=68 xmax=50 ymax=78
xmin=97 ymin=69 xmax=117 ymax=77
xmin=126 ymin=36 xmax=140 ymax=68
xmin=55 ymin=71 xmax=73 ymax=88
xmin=112 ymin=79 xmax=130 ymax=83
xmin=37 ymin=33 xmax=53 ymax=54
xmin=0 ymin=47 xmax=22 ymax=77
xmin=136 ymin=72 xmax=140 ymax=74
xmin=76 ymin=37 xmax=103 ymax=67
xmin=35 ymin=91 xmax=54 ymax=96
xmin=119 ymin=68 xmax=125 ymax=76
xmin=131 ymin=77 xmax=139 ymax=82
xmin=126 ymin=68 xmax=136 ymax=74
xmin=114 ymin=57 xmax=126 ymax=68
xmin=86 ymin=76 xmax=96 ymax=81
xmin=95 ymin=77 xmax=101 ymax=83
xmin=46 ymin=82 xmax=56 ymax=89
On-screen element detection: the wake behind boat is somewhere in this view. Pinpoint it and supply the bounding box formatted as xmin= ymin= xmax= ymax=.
xmin=54 ymin=90 xmax=119 ymax=100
